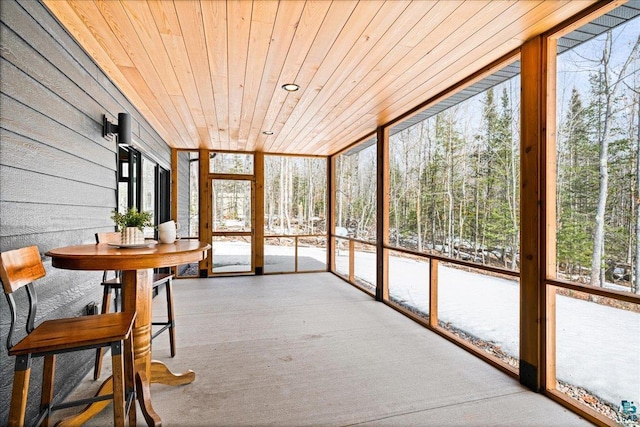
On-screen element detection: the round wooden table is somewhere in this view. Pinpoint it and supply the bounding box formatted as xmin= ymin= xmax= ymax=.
xmin=46 ymin=239 xmax=210 ymax=426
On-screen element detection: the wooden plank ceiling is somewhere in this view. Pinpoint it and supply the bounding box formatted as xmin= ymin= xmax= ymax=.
xmin=44 ymin=0 xmax=598 ymax=156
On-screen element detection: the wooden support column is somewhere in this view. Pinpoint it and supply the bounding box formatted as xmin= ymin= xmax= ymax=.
xmin=376 ymin=126 xmax=389 ymax=302
xmin=349 ymin=240 xmax=355 ymax=283
xmin=171 ymin=148 xmax=178 ymax=222
xmin=170 ymin=148 xmax=179 ymax=277
xmin=254 ymin=151 xmax=265 ymax=274
xmin=544 ymin=35 xmax=558 ymax=392
xmin=328 ymin=156 xmax=336 ymax=272
xmin=429 ymin=259 xmax=438 ymax=328
xmin=520 ymin=35 xmax=552 ymax=391
xmin=199 ymin=149 xmax=210 ymax=277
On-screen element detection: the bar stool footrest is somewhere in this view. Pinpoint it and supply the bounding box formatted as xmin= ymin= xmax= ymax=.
xmin=151 ymin=321 xmax=174 ymax=340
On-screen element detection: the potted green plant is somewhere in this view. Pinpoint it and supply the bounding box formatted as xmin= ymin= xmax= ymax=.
xmin=111 ymin=208 xmax=153 ymax=244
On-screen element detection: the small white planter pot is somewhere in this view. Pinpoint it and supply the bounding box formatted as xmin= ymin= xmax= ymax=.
xmin=121 ymin=227 xmax=145 ymax=245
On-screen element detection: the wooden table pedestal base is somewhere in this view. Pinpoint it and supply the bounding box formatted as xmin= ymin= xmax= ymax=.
xmin=56 ymin=362 xmax=195 ymax=426
xmin=45 ymin=241 xmax=209 ymax=426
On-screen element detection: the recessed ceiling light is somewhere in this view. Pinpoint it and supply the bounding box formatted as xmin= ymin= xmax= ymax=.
xmin=281 ymin=83 xmax=300 ymax=92
xmin=262 ymin=131 xmax=274 ymax=135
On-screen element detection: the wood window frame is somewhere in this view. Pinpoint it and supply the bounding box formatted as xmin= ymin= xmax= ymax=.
xmin=328 ymin=3 xmax=638 ymax=425
xmin=537 ymin=3 xmax=639 ymax=425
xmin=329 ymin=134 xmax=379 ymax=296
xmin=261 ymin=153 xmax=329 ymax=275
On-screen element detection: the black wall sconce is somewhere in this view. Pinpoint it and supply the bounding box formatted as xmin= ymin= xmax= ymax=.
xmin=103 ymin=113 xmax=131 ymax=145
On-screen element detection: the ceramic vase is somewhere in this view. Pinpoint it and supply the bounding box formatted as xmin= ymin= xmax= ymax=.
xmin=121 ymin=227 xmax=144 ymax=245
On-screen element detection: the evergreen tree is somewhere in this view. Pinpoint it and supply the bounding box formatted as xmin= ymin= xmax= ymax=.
xmin=557 ymin=88 xmax=596 ymax=274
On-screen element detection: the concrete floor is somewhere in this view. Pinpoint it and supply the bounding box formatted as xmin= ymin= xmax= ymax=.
xmin=56 ymin=272 xmax=590 ymax=426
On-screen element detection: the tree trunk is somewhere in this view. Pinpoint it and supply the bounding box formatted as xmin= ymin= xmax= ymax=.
xmin=416 ymin=133 xmax=424 ymax=252
xmin=308 ymin=158 xmax=314 ymax=234
xmin=590 ymin=31 xmax=639 ymax=286
xmin=279 ymin=157 xmax=285 ymax=233
xmin=285 ymin=157 xmax=292 ymax=233
xmin=635 ymin=91 xmax=640 ymax=293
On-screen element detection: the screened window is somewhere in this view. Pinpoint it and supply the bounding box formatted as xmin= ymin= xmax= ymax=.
xmin=555 ymin=14 xmax=640 ymax=295
xmin=385 ymin=60 xmax=522 ymax=368
xmin=388 ymin=72 xmax=521 ymax=271
xmin=263 ymin=155 xmax=327 ymax=274
xmin=209 ymin=152 xmax=253 ymax=175
xmin=334 ymin=138 xmax=377 ymax=242
xmin=553 ymin=9 xmax=640 ymax=423
xmin=264 ymin=155 xmax=327 ymax=236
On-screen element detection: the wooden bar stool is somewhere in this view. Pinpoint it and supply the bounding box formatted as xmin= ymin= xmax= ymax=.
xmin=0 ymin=246 xmax=136 ymax=427
xmin=94 ymin=232 xmax=176 ymax=380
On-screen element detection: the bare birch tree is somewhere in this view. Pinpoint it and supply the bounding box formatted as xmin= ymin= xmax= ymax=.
xmin=590 ymin=30 xmax=640 ymax=286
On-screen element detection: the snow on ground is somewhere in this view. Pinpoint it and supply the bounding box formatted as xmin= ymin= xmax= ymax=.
xmin=214 ymin=241 xmax=640 ymax=407
xmin=212 ymin=240 xmax=327 ymax=273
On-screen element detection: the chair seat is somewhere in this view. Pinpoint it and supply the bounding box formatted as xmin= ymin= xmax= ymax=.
xmin=10 ymin=312 xmax=135 ymax=356
xmin=2 ymin=245 xmax=137 ymax=426
xmin=101 ymin=273 xmax=174 ymax=289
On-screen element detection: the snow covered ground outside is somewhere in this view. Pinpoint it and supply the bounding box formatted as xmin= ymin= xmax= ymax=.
xmin=214 ymin=241 xmax=640 ymax=408
xmin=212 ymin=240 xmax=327 ymax=273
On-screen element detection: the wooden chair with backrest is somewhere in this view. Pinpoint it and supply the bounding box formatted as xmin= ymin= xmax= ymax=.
xmin=0 ymin=245 xmax=136 ymax=427
xmin=94 ymin=232 xmax=176 ymax=380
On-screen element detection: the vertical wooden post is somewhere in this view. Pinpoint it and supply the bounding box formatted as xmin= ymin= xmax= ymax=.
xmin=349 ymin=240 xmax=355 ymax=283
xmin=328 ymin=156 xmax=336 ymax=272
xmin=254 ymin=151 xmax=265 ymax=275
xmin=376 ymin=126 xmax=389 ymax=301
xmin=520 ymin=35 xmax=551 ymax=391
xmin=199 ymin=149 xmax=210 ymax=277
xmin=170 ymin=148 xmax=178 ymax=223
xmin=544 ymin=36 xmax=558 ymax=392
xmin=170 ymin=149 xmax=179 ymax=277
xmin=429 ymin=259 xmax=438 ymax=328
xmin=294 ymin=236 xmax=299 ymax=273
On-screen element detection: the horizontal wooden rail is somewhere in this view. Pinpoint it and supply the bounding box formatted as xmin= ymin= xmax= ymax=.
xmin=546 ymin=277 xmax=640 ymax=305
xmin=209 ymin=173 xmax=254 ymax=181
xmin=333 ymin=236 xmax=376 ymax=247
xmin=264 ymin=234 xmax=327 ymax=239
xmin=381 ymin=296 xmax=518 ymax=378
xmin=262 ymin=235 xmax=329 ymax=275
xmin=212 ymin=231 xmax=252 ymax=236
xmin=545 ymin=389 xmax=612 ymax=427
xmin=331 ymin=234 xmax=519 ymax=278
xmin=384 ymin=244 xmax=521 ymax=279
xmin=331 ymin=234 xmax=638 ymax=305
